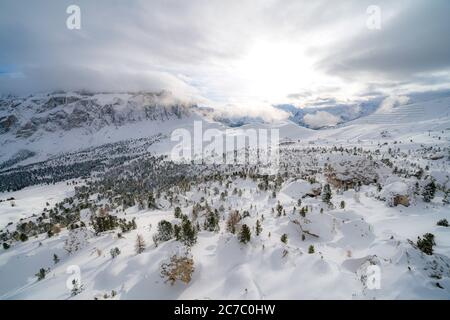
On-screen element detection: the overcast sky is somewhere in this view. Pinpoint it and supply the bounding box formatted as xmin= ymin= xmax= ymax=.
xmin=1 ymin=0 xmax=449 ymax=108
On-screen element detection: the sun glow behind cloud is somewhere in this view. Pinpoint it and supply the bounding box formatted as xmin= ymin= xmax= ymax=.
xmin=235 ymin=41 xmax=317 ymax=101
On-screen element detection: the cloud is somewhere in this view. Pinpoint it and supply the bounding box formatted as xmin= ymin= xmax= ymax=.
xmin=0 ymin=64 xmax=203 ymax=102
xmin=0 ymin=0 xmax=449 ymax=106
xmin=213 ymin=102 xmax=290 ymax=123
xmin=316 ymin=0 xmax=450 ymax=81
xmin=303 ymin=111 xmax=341 ymax=129
xmin=377 ymin=95 xmax=410 ymax=113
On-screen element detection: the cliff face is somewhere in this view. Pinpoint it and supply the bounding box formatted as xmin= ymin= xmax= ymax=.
xmin=0 ymin=91 xmax=196 ymax=139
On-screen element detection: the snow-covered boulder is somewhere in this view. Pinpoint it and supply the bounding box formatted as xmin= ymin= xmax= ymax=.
xmin=380 ymin=181 xmax=410 ymax=207
xmin=280 ymin=179 xmax=320 ymax=199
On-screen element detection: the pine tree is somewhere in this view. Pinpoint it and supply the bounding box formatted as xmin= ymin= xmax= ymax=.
xmin=204 ymin=211 xmax=220 ymax=232
xmin=174 ymin=207 xmax=182 ymax=218
xmin=340 ymin=200 xmax=345 ymax=209
xmin=417 ymin=233 xmax=435 ymax=255
xmin=308 ymin=245 xmax=315 ymax=254
xmin=110 ymin=247 xmax=121 ymax=258
xmin=135 ymin=234 xmax=146 ymax=254
xmin=137 ymin=197 xmax=145 ymax=210
xmin=322 ymin=184 xmax=332 ymax=204
xmin=19 ymin=233 xmax=28 ymax=242
xmin=180 ymin=219 xmax=197 ymax=247
xmin=174 ymin=224 xmax=181 ymax=240
xmin=71 ymin=279 xmax=84 ymax=296
xmin=36 ymin=268 xmax=48 ymax=281
xmin=422 ymin=181 xmax=436 ymax=203
xmin=256 ymin=219 xmax=262 ymax=236
xmin=443 ymin=190 xmax=449 ymax=205
xmin=437 ymin=219 xmax=449 ymax=227
xmin=276 ymin=202 xmax=283 ymax=217
xmin=239 ymin=224 xmax=251 ymax=244
xmin=53 ymin=254 xmax=60 ymax=264
xmin=156 ymin=220 xmax=174 ymax=242
xmin=281 ymin=234 xmax=288 ymax=244
xmin=147 ymin=192 xmax=156 ymax=209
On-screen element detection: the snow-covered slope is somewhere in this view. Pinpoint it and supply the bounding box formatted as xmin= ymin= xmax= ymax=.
xmin=348 ymin=97 xmax=450 ymax=125
xmin=0 ymin=91 xmax=449 ymax=300
xmin=311 ymin=97 xmax=450 ymax=144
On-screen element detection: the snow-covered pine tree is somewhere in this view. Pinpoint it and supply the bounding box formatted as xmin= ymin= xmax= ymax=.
xmin=180 ymin=218 xmax=197 ymax=247
xmin=256 ymin=219 xmax=262 ymax=236
xmin=135 ymin=234 xmax=146 ymax=254
xmin=422 ymin=181 xmax=436 ymax=202
xmin=322 ymin=184 xmax=332 ymax=204
xmin=239 ymin=224 xmax=251 ymax=244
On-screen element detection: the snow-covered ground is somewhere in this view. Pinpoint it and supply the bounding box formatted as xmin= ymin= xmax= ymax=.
xmin=0 ymin=95 xmax=449 ymax=300
xmin=0 ymin=178 xmax=448 ymax=299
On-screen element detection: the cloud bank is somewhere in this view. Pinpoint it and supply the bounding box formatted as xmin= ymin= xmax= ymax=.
xmin=377 ymin=96 xmax=411 ymax=113
xmin=303 ymin=111 xmax=341 ymax=129
xmin=0 ymin=0 xmax=449 ymax=108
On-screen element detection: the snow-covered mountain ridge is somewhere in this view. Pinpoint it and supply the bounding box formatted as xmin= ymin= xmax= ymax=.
xmin=0 ymin=91 xmax=197 ymax=139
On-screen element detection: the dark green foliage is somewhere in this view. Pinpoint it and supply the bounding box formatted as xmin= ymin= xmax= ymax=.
xmin=174 ymin=207 xmax=182 ymax=218
xmin=118 ymin=218 xmax=137 ymax=233
xmin=239 ymin=224 xmax=251 ymax=244
xmin=300 ymin=207 xmax=307 ymax=217
xmin=91 ymin=214 xmax=118 ymax=234
xmin=19 ymin=233 xmax=28 ymax=242
xmin=276 ymin=203 xmax=283 ymax=217
xmin=35 ymin=268 xmax=48 ymax=281
xmin=148 ymin=192 xmax=157 ymax=209
xmin=91 ymin=213 xmax=136 ymax=235
xmin=3 ymin=242 xmax=10 ymax=250
xmin=422 ymin=181 xmax=436 ymax=203
xmin=417 ymin=233 xmax=435 ymax=255
xmin=340 ymin=200 xmax=345 ymax=209
xmin=110 ymin=247 xmax=121 ymax=259
xmin=180 ymin=218 xmax=197 ymax=247
xmin=155 ymin=220 xmax=174 ymax=243
xmin=308 ymin=245 xmax=315 ymax=254
xmin=281 ymin=234 xmax=288 ymax=244
xmin=53 ymin=254 xmax=60 ymax=264
xmin=174 ymin=224 xmax=181 ymax=241
xmin=204 ymin=211 xmax=220 ymax=232
xmin=322 ymin=184 xmax=332 ymax=204
xmin=256 ymin=219 xmax=262 ymax=236
xmin=437 ymin=219 xmax=449 ymax=227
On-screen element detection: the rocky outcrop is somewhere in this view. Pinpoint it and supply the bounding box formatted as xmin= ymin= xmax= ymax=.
xmin=0 ymin=115 xmax=18 ymax=134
